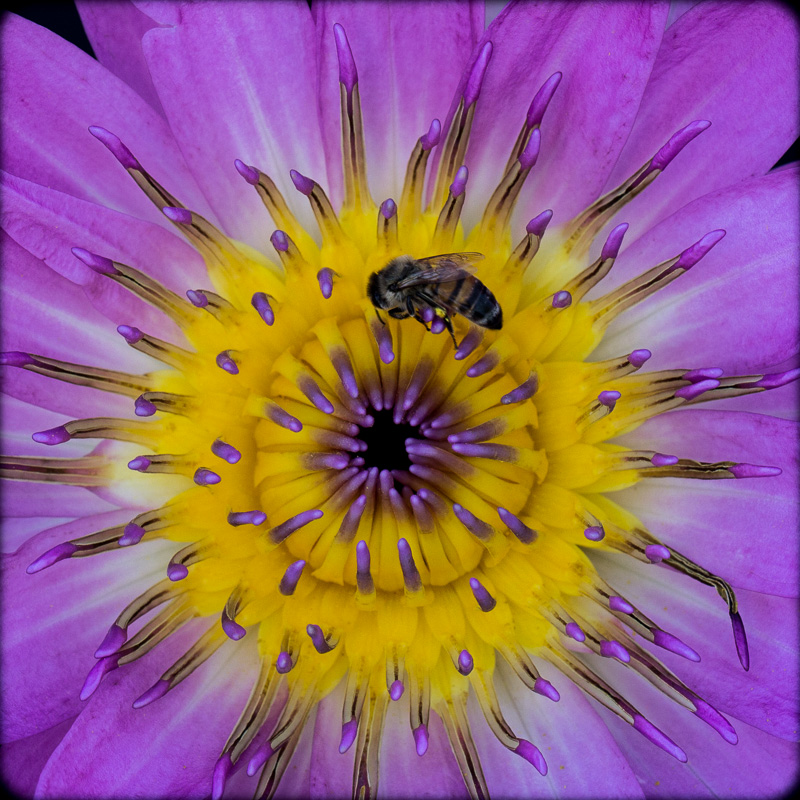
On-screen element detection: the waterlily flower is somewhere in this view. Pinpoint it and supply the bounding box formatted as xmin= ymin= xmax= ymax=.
xmin=2 ymin=1 xmax=798 ymax=798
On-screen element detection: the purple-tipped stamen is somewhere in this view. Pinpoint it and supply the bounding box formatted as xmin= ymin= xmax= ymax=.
xmin=333 ymin=23 xmax=358 ymax=92
xmin=420 ymin=119 xmax=441 ymax=151
xmin=633 ymin=715 xmax=688 ymax=762
xmin=134 ymin=395 xmax=157 ymax=416
xmin=683 ymin=367 xmax=723 ymax=382
xmin=649 ymin=120 xmax=711 ymax=174
xmin=215 ymin=351 xmax=239 ymax=375
xmin=119 ymin=522 xmax=146 ymax=547
xmin=88 ymin=125 xmax=141 ymax=170
xmin=466 ymin=351 xmax=498 ymax=378
xmin=745 ymin=368 xmax=800 ymax=389
xmin=26 ymin=542 xmax=77 ymax=574
xmin=628 ymin=349 xmax=651 ymax=368
xmin=497 ymin=507 xmax=537 ymax=544
xmin=251 ymin=292 xmax=275 ymax=325
xmin=551 ymin=290 xmax=572 ymax=309
xmin=651 ymin=453 xmax=678 ymax=466
xmin=527 ymin=71 xmax=562 ymax=127
xmin=211 ymin=753 xmax=233 ymax=800
xmin=397 ymin=538 xmax=422 ymax=592
xmin=186 ymin=289 xmax=209 ymax=308
xmin=671 ymin=229 xmax=726 ymax=272
xmin=644 ymin=544 xmax=671 ymax=563
xmin=71 ymin=246 xmax=117 ymax=275
xmin=674 ymin=379 xmax=720 ymax=401
xmin=117 ymin=325 xmax=145 ymax=344
xmin=307 ymin=624 xmax=335 ymax=654
xmin=247 ymin=744 xmax=274 ymax=777
xmin=133 ymin=679 xmax=170 ymax=709
xmin=469 ymin=577 xmax=496 ymax=612
xmin=94 ymin=623 xmax=127 ymax=658
xmin=339 ymin=718 xmax=359 ymax=754
xmin=80 ymin=655 xmax=120 ymax=701
xmin=266 ymin=403 xmax=302 ymax=432
xmin=289 ymin=169 xmax=315 ymax=196
xmin=457 ymin=649 xmax=474 ymax=675
xmin=234 ymin=159 xmax=259 ymax=185
xmin=450 ymin=165 xmax=468 ymax=197
xmin=453 ymin=504 xmax=493 ymax=541
xmin=380 ymin=198 xmax=397 ymax=219
xmin=275 ymin=651 xmax=293 ymax=674
xmin=413 ymin=723 xmax=429 ymax=756
xmin=518 ymin=128 xmax=540 ymax=170
xmin=600 ymin=640 xmax=630 ymax=663
xmin=167 ymin=563 xmax=189 ymax=582
xmin=356 ymin=540 xmax=374 ymax=595
xmin=389 ymin=680 xmax=404 ymax=701
xmin=162 ymin=206 xmax=193 ymax=225
xmin=269 ymin=510 xmax=324 ymax=544
xmin=565 ymin=622 xmax=585 ymax=642
xmin=212 ymin=438 xmax=241 ymax=463
xmin=609 ymin=596 xmax=635 ymax=614
xmin=270 ymin=229 xmax=290 ymax=252
xmin=221 ymin=610 xmax=247 ymax=641
xmin=0 ymin=351 xmax=35 ymax=367
xmin=598 ymin=390 xmax=621 ymax=410
xmin=278 ymin=560 xmax=306 ymax=596
xmin=194 ymin=467 xmax=221 ymax=486
xmin=534 ymin=678 xmax=560 ymax=702
xmin=601 ymin=223 xmax=628 ymax=260
xmin=463 ymin=41 xmax=492 ymax=108
xmin=584 ymin=526 xmax=605 ymax=541
xmin=514 ymin=739 xmax=548 ymax=776
xmin=501 ymin=372 xmax=539 ymax=404
xmin=652 ymin=630 xmax=701 ymax=662
xmin=729 ymin=463 xmax=782 ymax=478
xmin=227 ymin=510 xmax=267 ymax=527
xmin=317 ymin=268 xmax=335 ymax=299
xmin=454 ymin=327 xmax=482 ymax=360
xmin=127 ymin=456 xmax=151 ymax=472
xmin=526 ymin=209 xmax=553 ymax=238
xmin=730 ymin=611 xmax=750 ymax=671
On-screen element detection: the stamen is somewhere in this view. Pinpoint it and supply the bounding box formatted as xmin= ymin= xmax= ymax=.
xmin=278 ymin=560 xmax=306 ymax=595
xmin=457 ymin=649 xmax=474 ymax=676
xmin=193 ymin=467 xmax=221 ymax=486
xmin=469 ymin=577 xmax=496 ymax=612
xmin=552 ymin=290 xmax=572 ymax=309
xmin=33 ymin=418 xmax=156 ymax=446
xmin=500 ymin=371 xmax=539 ymax=404
xmin=513 ymin=739 xmax=548 ymax=776
xmin=501 ymin=209 xmax=553 ymax=293
xmin=316 ymin=268 xmax=336 ymax=299
xmin=215 ymin=350 xmax=240 ymax=375
xmin=227 ymin=511 xmax=267 ymax=527
xmin=306 ymin=624 xmax=337 ymax=654
xmin=264 ymin=401 xmax=303 ymax=432
xmin=432 ymin=165 xmax=468 ymax=249
xmin=267 ymin=510 xmax=324 ymax=545
xmin=211 ymin=439 xmax=241 ymax=464
xmin=377 ymin=198 xmax=399 ymax=250
xmin=369 ymin=315 xmax=395 ymax=364
xmin=497 ymin=507 xmax=537 ymax=544
xmin=397 ymin=538 xmax=424 ymax=597
xmin=355 ymin=540 xmax=375 ymax=597
xmin=289 ymin=170 xmax=344 ymax=242
xmin=251 ymin=292 xmax=275 ymax=326
xmin=116 ymin=325 xmax=193 ymax=369
xmin=400 ymin=119 xmax=441 ymax=221
xmin=561 ymin=223 xmax=628 ymax=303
xmin=1 ymin=454 xmax=110 ymax=486
xmin=26 ymin=525 xmax=124 ymax=573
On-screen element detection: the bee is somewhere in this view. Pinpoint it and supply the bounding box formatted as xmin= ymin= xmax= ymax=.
xmin=366 ymin=252 xmax=502 ymax=345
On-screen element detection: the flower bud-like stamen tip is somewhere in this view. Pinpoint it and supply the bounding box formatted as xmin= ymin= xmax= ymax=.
xmin=463 ymin=41 xmax=492 ymax=108
xmin=674 ymin=379 xmax=719 ymax=400
xmin=565 ymin=622 xmax=585 ymax=642
xmin=469 ymin=577 xmax=497 ymax=612
xmin=167 ymin=563 xmax=189 ymax=582
xmin=398 ymin=538 xmax=422 ymax=592
xmin=729 ymin=463 xmax=782 ymax=478
xmin=518 ymin=128 xmax=540 ymax=170
xmin=117 ymin=325 xmax=144 ymax=344
xmin=501 ymin=372 xmax=539 ymax=404
xmin=333 ymin=23 xmax=358 ymax=92
xmin=119 ymin=522 xmax=146 ymax=546
xmin=228 ymin=510 xmax=267 ymax=527
xmin=450 ymin=165 xmax=469 ymax=197
xmin=290 ymin=169 xmax=315 ymax=196
xmin=212 ymin=438 xmax=241 ymax=464
xmin=186 ymin=289 xmax=209 ymax=308
xmin=221 ymin=611 xmax=247 ymax=641
xmin=650 ymin=120 xmax=711 ymax=173
xmin=307 ymin=624 xmax=335 ymax=654
xmin=26 ymin=542 xmax=77 ymax=574
xmin=644 ymin=544 xmax=671 ymax=563
xmin=279 ymin=560 xmax=306 ymax=596
xmin=72 ymin=246 xmax=117 ymax=275
xmin=652 ymin=629 xmax=701 ymax=661
xmin=651 ymin=453 xmax=678 ymax=466
xmin=497 ymin=507 xmax=537 ymax=544
xmin=162 ymin=206 xmax=193 ymax=225
xmin=276 ymin=651 xmax=293 ymax=674
xmin=534 ymin=678 xmax=560 ymax=702
xmin=380 ymin=198 xmax=397 ymax=219
xmin=598 ymin=390 xmax=621 ymax=410
xmin=32 ymin=425 xmax=71 ymax=446
xmin=132 ymin=679 xmax=170 ymax=709
xmin=420 ymin=119 xmax=441 ymax=151
xmin=80 ymin=655 xmax=119 ymax=701
xmin=247 ymin=744 xmax=274 ymax=777
xmin=526 ymin=209 xmax=553 ymax=238
xmin=514 ymin=739 xmax=548 ymax=775
xmin=527 ymin=71 xmax=562 ymax=128
xmin=251 ymin=292 xmax=275 ymax=325
xmin=671 ymin=229 xmax=725 ymax=272
xmin=127 ymin=456 xmax=151 ymax=472
xmin=633 ymin=715 xmax=688 ymax=762
xmin=339 ymin=718 xmax=359 ymax=754
xmin=389 ymin=680 xmax=404 ymax=700
xmin=600 ymin=640 xmax=630 ymax=662
xmin=731 ymin=609 xmax=750 ymax=671
xmin=234 ymin=159 xmax=259 ymax=185
xmin=749 ymin=368 xmax=800 ymax=389
xmin=609 ymin=596 xmax=634 ymax=614
xmin=693 ymin=698 xmax=739 ymax=745
xmin=601 ymin=223 xmax=629 ymax=260
xmin=629 ymin=349 xmax=651 ymax=368
xmin=215 ymin=351 xmax=239 ymax=375
xmin=457 ymin=649 xmax=474 ymax=675
xmin=317 ymin=268 xmax=335 ymax=299
xmin=583 ymin=526 xmax=605 ymax=541
xmin=413 ymin=723 xmax=429 ymax=756
xmin=194 ymin=468 xmax=221 ymax=486
xmin=88 ymin=125 xmax=141 ymax=170
xmin=211 ymin=754 xmax=233 ymax=800
xmin=0 ymin=351 xmax=35 ymax=367
xmin=95 ymin=623 xmax=127 ymax=658
xmin=551 ymin=290 xmax=572 ymax=309
xmin=454 ymin=327 xmax=482 ymax=360
xmin=134 ymin=395 xmax=157 ymax=416
xmin=270 ymin=230 xmax=289 ymax=252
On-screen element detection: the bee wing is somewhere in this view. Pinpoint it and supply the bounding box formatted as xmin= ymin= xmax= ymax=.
xmin=395 ymin=253 xmax=484 ymax=288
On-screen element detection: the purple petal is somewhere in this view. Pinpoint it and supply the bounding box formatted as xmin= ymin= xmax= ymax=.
xmin=314 ymin=1 xmax=483 ymax=208
xmin=603 ymin=2 xmax=800 ymax=236
xmin=598 ymin=166 xmax=799 ymax=373
xmin=0 ymin=715 xmax=75 ymax=792
xmin=617 ymin=410 xmax=798 ymax=597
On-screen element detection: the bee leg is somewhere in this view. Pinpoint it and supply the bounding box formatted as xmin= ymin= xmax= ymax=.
xmin=441 ymin=314 xmax=457 ymax=347
xmin=375 ymin=309 xmax=386 ymax=326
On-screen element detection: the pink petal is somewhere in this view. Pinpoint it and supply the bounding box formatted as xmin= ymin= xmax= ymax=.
xmin=468 ymin=662 xmax=644 ymax=798
xmin=313 ymin=1 xmax=484 ymax=209
xmin=603 ymin=1 xmax=800 ymax=235
xmin=1 ymin=517 xmax=72 ymax=554
xmin=76 ymin=0 xmax=167 ymax=115
xmin=36 ymin=632 xmax=258 ymax=798
xmin=2 ymin=171 xmax=204 ymax=339
xmin=141 ymin=2 xmax=326 ymax=252
xmin=595 ymin=553 xmax=800 ymax=741
xmin=596 ymin=165 xmax=799 ymax=372
xmin=456 ymin=1 xmax=669 ymax=228
xmin=0 ymin=14 xmax=212 ymax=224
xmin=616 ymin=409 xmax=798 ymax=597
xmin=1 ymin=512 xmax=172 ymax=741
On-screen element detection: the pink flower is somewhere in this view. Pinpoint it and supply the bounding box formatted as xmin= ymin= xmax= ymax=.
xmin=1 ymin=2 xmax=798 ymax=798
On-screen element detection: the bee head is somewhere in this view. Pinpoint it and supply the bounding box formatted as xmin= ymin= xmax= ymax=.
xmin=367 ymin=272 xmax=388 ymax=309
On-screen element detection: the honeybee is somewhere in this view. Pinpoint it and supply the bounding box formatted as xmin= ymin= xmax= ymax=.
xmin=367 ymin=252 xmax=502 ymax=344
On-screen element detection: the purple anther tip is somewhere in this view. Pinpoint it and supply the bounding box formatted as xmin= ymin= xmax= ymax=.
xmin=463 ymin=41 xmax=492 ymax=107
xmin=95 ymin=624 xmax=126 ymax=658
xmin=270 ymin=230 xmax=290 ymax=252
xmin=469 ymin=577 xmax=496 ymax=612
xmin=526 ymin=209 xmax=553 ymax=238
xmin=194 ymin=467 xmax=221 ymax=486
xmin=497 ymin=507 xmax=536 ymax=544
xmin=317 ymin=268 xmax=334 ymax=299
xmin=501 ymin=373 xmax=539 ymax=405
xmin=518 ymin=127 xmax=540 ymax=170
xmin=601 ymin=223 xmax=629 ymax=261
xmin=279 ymin=560 xmax=306 ymax=596
xmin=584 ymin=526 xmax=605 ymax=542
xmin=333 ymin=23 xmax=358 ymax=91
xmin=527 ymin=71 xmax=562 ymax=127
xmin=674 ymin=378 xmax=719 ymax=401
xmin=221 ymin=614 xmax=247 ymax=641
xmin=215 ymin=351 xmax=239 ymax=375
xmin=211 ymin=753 xmax=233 ymax=800
xmin=127 ymin=456 xmax=151 ymax=472
xmin=132 ymin=678 xmax=170 ymax=709
xmin=413 ymin=724 xmax=429 ymax=756
xmin=251 ymin=292 xmax=275 ymax=325
xmin=652 ymin=629 xmax=701 ymax=662
xmin=71 ymin=246 xmax=117 ymax=275
xmin=609 ymin=595 xmax=634 ymax=614
xmin=247 ymin=744 xmax=273 ymax=777
xmin=1 ymin=351 xmax=35 ymax=367
xmin=167 ymin=563 xmax=189 ymax=582
xmin=134 ymin=395 xmax=157 ymax=417
xmin=534 ymin=678 xmax=560 ymax=702
xmin=693 ymin=699 xmax=739 ymax=745
xmin=450 ymin=165 xmax=469 ymax=197
xmin=380 ymin=198 xmax=397 ymax=219
xmin=119 ymin=522 xmax=146 ymax=547
xmin=651 ymin=453 xmax=678 ymax=467
xmin=673 ymin=229 xmax=725 ymax=271
xmin=466 ymin=352 xmax=496 ymax=378
xmin=420 ymin=118 xmax=441 ymax=151
xmin=228 ymin=510 xmax=267 ymax=527
xmin=628 ymin=349 xmax=651 ymax=368
xmin=650 ymin=120 xmax=711 ymax=172
xmin=162 ymin=206 xmax=193 ymax=225
xmin=276 ymin=652 xmax=293 ymax=673
xmin=270 ymin=509 xmax=324 ymax=544
xmin=752 ymin=368 xmax=800 ymax=389
xmin=338 ymin=718 xmax=358 ymax=754
xmin=633 ymin=715 xmax=688 ymax=763
xmin=306 ymin=624 xmax=333 ymax=654
xmin=551 ymin=290 xmax=572 ymax=309
xmin=565 ymin=622 xmax=585 ymax=642
xmin=598 ymin=390 xmax=621 ymax=409
xmin=390 ymin=680 xmax=404 ymax=700
xmin=289 ymin=169 xmax=315 ymax=196
xmin=234 ymin=159 xmax=259 ymax=185
xmin=117 ymin=324 xmax=145 ymax=344
xmin=514 ymin=739 xmax=548 ymax=776
xmin=212 ymin=438 xmax=241 ymax=464
xmin=600 ymin=640 xmax=630 ymax=663
xmin=79 ymin=655 xmax=119 ymax=700
xmin=397 ymin=538 xmax=421 ymax=590
xmin=26 ymin=542 xmax=76 ymax=574
xmin=88 ymin=125 xmax=141 ymax=169
xmin=454 ymin=327 xmax=482 ymax=360
xmin=186 ymin=289 xmax=208 ymax=308
xmin=31 ymin=424 xmax=71 ymax=446
xmin=453 ymin=504 xmax=493 ymax=540
xmin=729 ymin=463 xmax=782 ymax=479
xmin=644 ymin=544 xmax=671 ymax=563
xmin=356 ymin=539 xmax=370 ymax=569
xmin=457 ymin=649 xmax=474 ymax=675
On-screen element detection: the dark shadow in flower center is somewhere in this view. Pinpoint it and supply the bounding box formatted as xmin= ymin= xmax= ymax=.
xmin=359 ymin=409 xmax=417 ymax=471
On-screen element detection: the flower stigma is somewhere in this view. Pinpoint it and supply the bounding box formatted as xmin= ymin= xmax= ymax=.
xmin=4 ymin=19 xmax=797 ymax=800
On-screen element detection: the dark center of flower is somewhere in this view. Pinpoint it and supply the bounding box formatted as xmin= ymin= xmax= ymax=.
xmin=358 ymin=409 xmax=417 ymax=471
